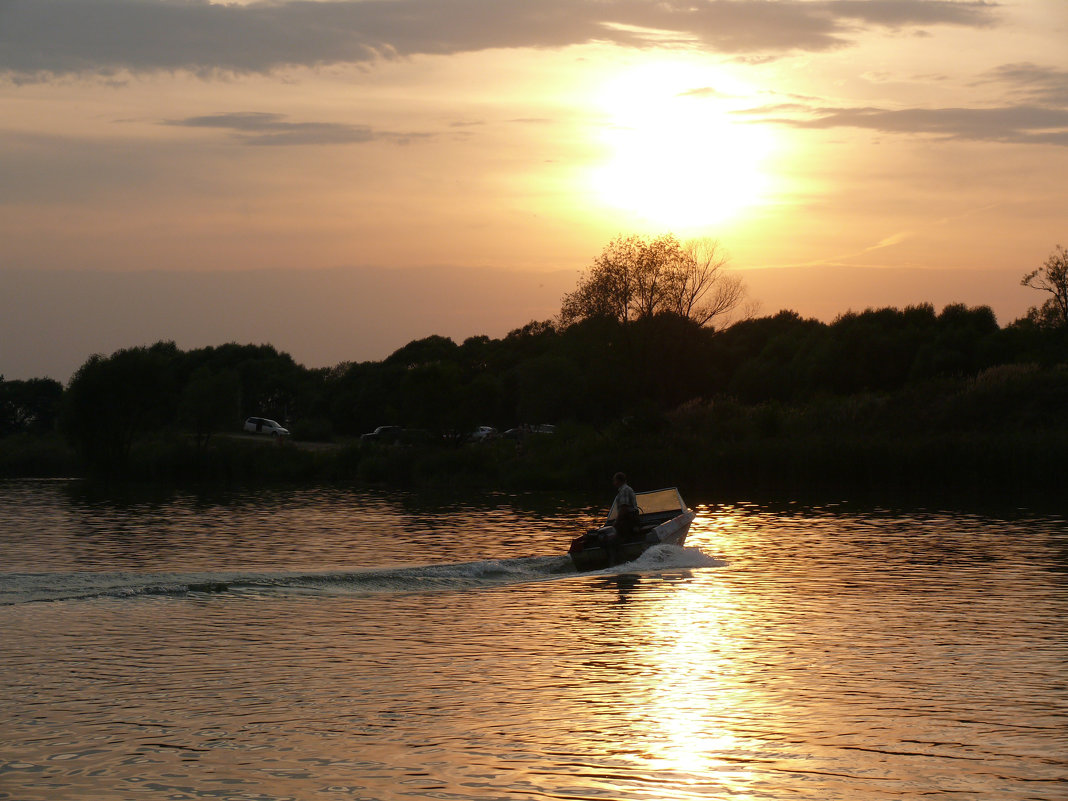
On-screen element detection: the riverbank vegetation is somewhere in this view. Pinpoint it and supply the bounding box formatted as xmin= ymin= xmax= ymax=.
xmin=2 ymin=240 xmax=1066 ymax=499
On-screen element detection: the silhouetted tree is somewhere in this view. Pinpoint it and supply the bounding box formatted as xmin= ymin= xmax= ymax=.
xmin=180 ymin=366 xmax=240 ymax=452
xmin=560 ymin=234 xmax=747 ymax=328
xmin=671 ymin=238 xmax=746 ymax=327
xmin=235 ymin=350 xmax=305 ymax=425
xmin=560 ymin=235 xmax=636 ymax=325
xmin=0 ymin=377 xmax=63 ymax=436
xmin=1021 ymin=244 xmax=1068 ymax=328
xmin=180 ymin=343 xmax=308 ymax=425
xmin=62 ymin=342 xmax=180 ymax=473
xmin=915 ymin=304 xmax=1001 ymax=378
xmin=385 ymin=335 xmax=459 ymax=369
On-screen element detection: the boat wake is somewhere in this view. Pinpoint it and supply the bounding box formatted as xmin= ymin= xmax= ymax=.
xmin=610 ymin=543 xmax=726 ymax=572
xmin=0 ymin=546 xmax=723 ymax=605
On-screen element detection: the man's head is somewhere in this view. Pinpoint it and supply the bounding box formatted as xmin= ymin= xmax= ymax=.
xmin=613 ymin=472 xmax=626 ymax=487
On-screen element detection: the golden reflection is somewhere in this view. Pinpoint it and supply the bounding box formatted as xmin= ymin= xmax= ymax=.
xmin=589 ymin=61 xmax=777 ymax=230
xmin=615 ymin=506 xmax=763 ymax=797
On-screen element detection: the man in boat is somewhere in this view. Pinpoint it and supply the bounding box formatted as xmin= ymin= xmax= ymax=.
xmin=608 ymin=472 xmax=640 ymax=544
xmin=568 ymin=472 xmax=641 ymax=561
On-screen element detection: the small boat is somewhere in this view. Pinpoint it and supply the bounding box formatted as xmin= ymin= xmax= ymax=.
xmin=568 ymin=487 xmax=696 ymax=571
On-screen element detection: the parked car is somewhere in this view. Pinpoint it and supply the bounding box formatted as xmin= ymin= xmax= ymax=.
xmin=471 ymin=425 xmax=498 ymax=442
xmin=361 ymin=425 xmax=404 ymax=443
xmin=243 ymin=417 xmax=290 ymax=436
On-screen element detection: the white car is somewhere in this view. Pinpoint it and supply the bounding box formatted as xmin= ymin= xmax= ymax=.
xmin=243 ymin=417 xmax=290 ymax=436
xmin=470 ymin=425 xmax=498 ymax=441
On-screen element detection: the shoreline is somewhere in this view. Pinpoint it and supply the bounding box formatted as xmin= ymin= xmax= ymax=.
xmin=3 ymin=425 xmax=1064 ymax=510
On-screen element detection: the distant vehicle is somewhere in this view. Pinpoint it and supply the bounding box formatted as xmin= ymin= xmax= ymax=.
xmin=243 ymin=417 xmax=290 ymax=436
xmin=470 ymin=425 xmax=498 ymax=442
xmin=504 ymin=424 xmax=556 ymax=439
xmin=361 ymin=425 xmax=404 ymax=442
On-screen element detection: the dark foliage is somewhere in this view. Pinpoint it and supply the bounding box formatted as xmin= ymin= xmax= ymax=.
xmin=0 ymin=376 xmax=63 ymax=435
xmin=3 ymin=299 xmax=1065 ymax=496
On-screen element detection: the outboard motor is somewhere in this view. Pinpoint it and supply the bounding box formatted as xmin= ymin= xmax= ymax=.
xmin=569 ymin=525 xmax=616 ymax=555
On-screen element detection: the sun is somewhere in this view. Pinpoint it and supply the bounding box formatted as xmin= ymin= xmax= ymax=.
xmin=589 ymin=61 xmax=776 ymax=230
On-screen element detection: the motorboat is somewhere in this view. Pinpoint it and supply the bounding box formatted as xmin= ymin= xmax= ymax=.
xmin=568 ymin=487 xmax=696 ymax=571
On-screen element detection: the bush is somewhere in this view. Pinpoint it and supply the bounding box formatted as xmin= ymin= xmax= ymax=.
xmin=0 ymin=433 xmax=80 ymax=478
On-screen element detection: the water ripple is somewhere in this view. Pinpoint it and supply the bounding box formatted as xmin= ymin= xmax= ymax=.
xmin=1 ymin=481 xmax=1066 ymax=800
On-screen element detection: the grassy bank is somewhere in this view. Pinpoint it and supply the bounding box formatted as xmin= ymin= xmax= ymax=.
xmin=3 ymin=427 xmax=1064 ymax=503
xmin=0 ymin=433 xmax=81 ymax=478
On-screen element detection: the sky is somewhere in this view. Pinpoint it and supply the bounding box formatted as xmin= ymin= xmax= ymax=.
xmin=2 ymin=0 xmax=1066 ymax=381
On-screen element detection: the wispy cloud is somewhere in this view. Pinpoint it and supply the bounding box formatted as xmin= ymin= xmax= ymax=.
xmin=165 ymin=112 xmax=428 ymax=146
xmin=738 ymin=103 xmax=1068 ymax=146
xmin=729 ymin=57 xmax=1068 ymax=148
xmin=0 ymin=0 xmax=1003 ymax=82
xmin=981 ymin=63 xmax=1068 ymax=107
xmin=677 ymin=87 xmax=731 ymax=99
xmin=866 ymin=231 xmax=913 ymax=252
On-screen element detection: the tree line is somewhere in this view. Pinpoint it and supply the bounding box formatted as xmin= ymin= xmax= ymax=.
xmin=2 ymin=238 xmax=1065 ymax=486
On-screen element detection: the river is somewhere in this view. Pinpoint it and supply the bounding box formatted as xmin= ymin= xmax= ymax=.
xmin=1 ymin=480 xmax=1066 ymax=800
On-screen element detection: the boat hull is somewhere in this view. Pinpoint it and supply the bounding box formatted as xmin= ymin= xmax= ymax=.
xmin=570 ymin=509 xmax=695 ymax=571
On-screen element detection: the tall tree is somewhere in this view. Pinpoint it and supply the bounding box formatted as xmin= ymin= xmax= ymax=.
xmin=669 ymin=238 xmax=745 ymax=327
xmin=62 ymin=342 xmax=180 ymax=473
xmin=560 ymin=233 xmax=746 ymax=329
xmin=1021 ymin=244 xmax=1068 ymax=328
xmin=560 ymin=235 xmax=638 ymax=325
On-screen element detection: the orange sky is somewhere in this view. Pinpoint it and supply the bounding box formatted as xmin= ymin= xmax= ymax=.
xmin=1 ymin=0 xmax=1066 ymax=379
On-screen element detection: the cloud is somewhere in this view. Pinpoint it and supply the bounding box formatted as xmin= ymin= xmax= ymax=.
xmin=825 ymin=0 xmax=999 ymax=28
xmin=739 ymin=103 xmax=1068 ymax=146
xmin=982 ymin=63 xmax=1068 ymax=107
xmin=165 ymin=112 xmax=427 ymax=146
xmin=0 ymin=0 xmax=1002 ymax=81
xmin=868 ymin=231 xmax=913 ymax=251
xmin=677 ymin=86 xmax=730 ymax=99
xmin=730 ymin=57 xmax=1068 ymax=147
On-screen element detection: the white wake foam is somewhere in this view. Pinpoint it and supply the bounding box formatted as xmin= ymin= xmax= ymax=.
xmin=611 ymin=544 xmax=726 ymax=572
xmin=0 ymin=548 xmax=723 ymax=605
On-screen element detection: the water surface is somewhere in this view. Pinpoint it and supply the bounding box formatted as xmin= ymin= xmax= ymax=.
xmin=1 ymin=481 xmax=1066 ymax=800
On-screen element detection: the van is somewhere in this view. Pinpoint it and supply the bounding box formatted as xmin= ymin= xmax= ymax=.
xmin=243 ymin=417 xmax=290 ymax=436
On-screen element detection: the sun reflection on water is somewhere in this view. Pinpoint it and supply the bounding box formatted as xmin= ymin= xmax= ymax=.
xmin=613 ymin=506 xmax=766 ymax=798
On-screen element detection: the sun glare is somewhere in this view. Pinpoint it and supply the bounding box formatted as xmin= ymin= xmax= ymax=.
xmin=590 ymin=62 xmax=776 ymax=230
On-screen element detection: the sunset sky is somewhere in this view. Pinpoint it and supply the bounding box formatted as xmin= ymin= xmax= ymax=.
xmin=2 ymin=0 xmax=1066 ymax=380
